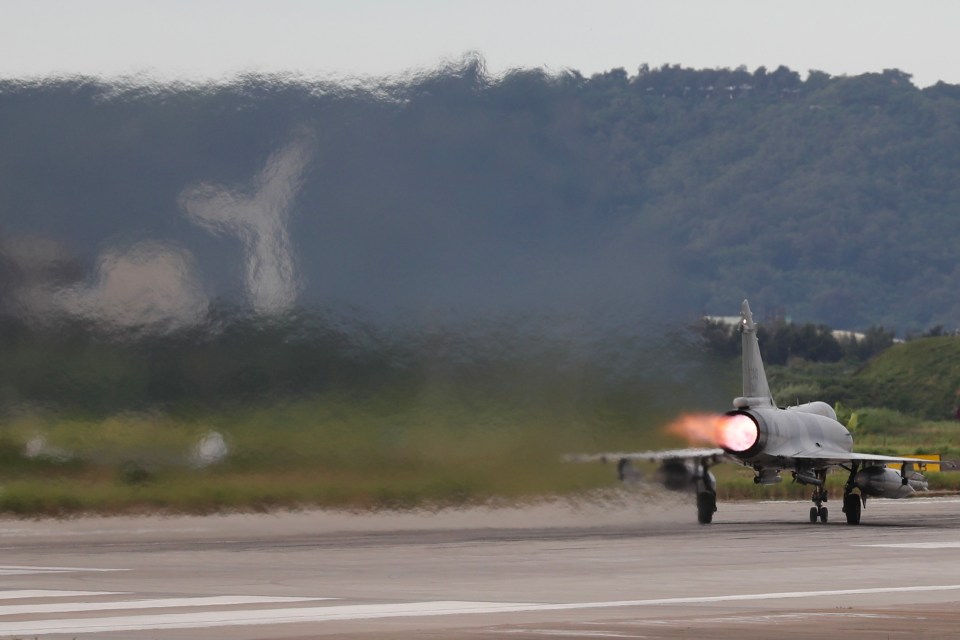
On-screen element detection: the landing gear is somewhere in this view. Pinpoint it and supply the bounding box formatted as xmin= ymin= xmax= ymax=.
xmin=697 ymin=492 xmax=716 ymax=524
xmin=843 ymin=462 xmax=863 ymax=525
xmin=807 ymin=470 xmax=828 ymax=524
xmin=842 ymin=493 xmax=861 ymax=525
xmin=793 ymin=467 xmax=829 ymax=524
xmin=696 ymin=459 xmax=717 ymax=524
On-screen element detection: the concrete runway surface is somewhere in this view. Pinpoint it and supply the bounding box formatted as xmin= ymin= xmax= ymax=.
xmin=1 ymin=493 xmax=960 ymax=639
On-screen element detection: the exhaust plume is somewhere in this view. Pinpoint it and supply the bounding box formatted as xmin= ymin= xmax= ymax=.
xmin=665 ymin=412 xmax=758 ymax=452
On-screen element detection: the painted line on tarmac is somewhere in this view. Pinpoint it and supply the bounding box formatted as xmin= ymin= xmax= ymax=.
xmin=759 ymin=498 xmax=960 ymax=505
xmin=6 ymin=584 xmax=960 ymax=634
xmin=0 ymin=590 xmax=125 ymax=600
xmin=0 ymin=595 xmax=331 ymax=616
xmin=863 ymin=498 xmax=960 ymax=506
xmin=526 ymin=584 xmax=960 ymax=611
xmin=0 ymin=527 xmax=207 ymax=538
xmin=856 ymin=542 xmax=960 ymax=549
xmin=0 ymin=564 xmax=126 ymax=575
xmin=626 ymin=611 xmax=905 ymax=627
xmin=493 ymin=630 xmax=647 ymax=638
xmin=0 ymin=601 xmax=541 ymax=635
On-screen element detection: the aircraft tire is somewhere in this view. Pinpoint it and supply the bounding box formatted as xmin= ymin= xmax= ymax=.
xmin=809 ymin=506 xmax=818 ymax=523
xmin=844 ymin=494 xmax=861 ymax=525
xmin=819 ymin=506 xmax=828 ymax=523
xmin=696 ymin=492 xmax=715 ymax=524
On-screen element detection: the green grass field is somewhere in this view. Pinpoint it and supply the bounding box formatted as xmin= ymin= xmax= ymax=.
xmin=0 ymin=385 xmax=957 ymax=516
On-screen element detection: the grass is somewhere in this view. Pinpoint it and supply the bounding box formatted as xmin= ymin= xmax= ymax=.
xmin=0 ymin=391 xmax=646 ymax=515
xmin=0 ymin=380 xmax=957 ymax=516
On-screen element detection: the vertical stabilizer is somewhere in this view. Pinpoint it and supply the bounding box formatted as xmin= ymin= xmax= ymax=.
xmin=738 ymin=300 xmax=774 ymax=407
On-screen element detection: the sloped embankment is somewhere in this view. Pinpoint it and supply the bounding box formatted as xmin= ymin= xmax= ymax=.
xmin=855 ymin=337 xmax=960 ymax=420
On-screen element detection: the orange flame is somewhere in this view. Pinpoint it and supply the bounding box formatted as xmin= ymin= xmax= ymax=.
xmin=665 ymin=413 xmax=759 ymax=452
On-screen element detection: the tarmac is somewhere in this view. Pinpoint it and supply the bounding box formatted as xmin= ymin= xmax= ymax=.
xmin=0 ymin=492 xmax=959 ymax=638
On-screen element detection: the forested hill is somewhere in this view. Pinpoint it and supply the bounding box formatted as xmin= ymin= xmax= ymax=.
xmin=1 ymin=60 xmax=959 ymax=333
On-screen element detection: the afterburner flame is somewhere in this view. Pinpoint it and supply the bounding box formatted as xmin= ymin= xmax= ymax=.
xmin=666 ymin=413 xmax=759 ymax=452
xmin=720 ymin=414 xmax=760 ymax=452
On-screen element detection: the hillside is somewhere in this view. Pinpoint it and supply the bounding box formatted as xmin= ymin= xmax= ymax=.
xmin=854 ymin=336 xmax=960 ymax=420
xmin=5 ymin=61 xmax=960 ymax=513
xmin=0 ymin=60 xmax=959 ymax=335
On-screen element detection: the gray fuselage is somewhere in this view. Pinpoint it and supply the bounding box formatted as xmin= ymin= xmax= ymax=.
xmin=731 ymin=402 xmax=853 ymax=469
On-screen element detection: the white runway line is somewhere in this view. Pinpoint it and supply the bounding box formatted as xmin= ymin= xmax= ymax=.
xmin=0 ymin=564 xmax=125 ymax=575
xmin=629 ymin=612 xmax=906 ymax=627
xmin=0 ymin=595 xmax=329 ymax=616
xmin=759 ymin=498 xmax=960 ymax=506
xmin=0 ymin=601 xmax=540 ymax=634
xmin=494 ymin=630 xmax=648 ymax=638
xmin=664 ymin=612 xmax=900 ymax=624
xmin=856 ymin=542 xmax=960 ymax=549
xmin=6 ymin=584 xmax=960 ymax=634
xmin=0 ymin=590 xmax=125 ymax=600
xmin=529 ymin=584 xmax=960 ymax=611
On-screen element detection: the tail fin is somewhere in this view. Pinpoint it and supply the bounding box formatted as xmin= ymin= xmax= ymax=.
xmin=737 ymin=299 xmax=774 ymax=407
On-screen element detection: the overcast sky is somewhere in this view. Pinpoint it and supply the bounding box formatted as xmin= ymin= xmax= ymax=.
xmin=2 ymin=0 xmax=958 ymax=87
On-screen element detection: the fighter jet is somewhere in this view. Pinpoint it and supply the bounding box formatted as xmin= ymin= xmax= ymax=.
xmin=569 ymin=300 xmax=934 ymax=525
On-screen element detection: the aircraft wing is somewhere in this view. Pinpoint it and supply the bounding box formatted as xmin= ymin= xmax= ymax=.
xmin=564 ymin=448 xmax=726 ymax=464
xmin=790 ymin=450 xmax=940 ymax=467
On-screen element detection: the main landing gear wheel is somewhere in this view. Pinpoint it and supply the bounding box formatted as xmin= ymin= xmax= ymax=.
xmin=809 ymin=506 xmax=818 ymax=523
xmin=819 ymin=506 xmax=828 ymax=523
xmin=842 ymin=463 xmax=863 ymax=525
xmin=843 ymin=493 xmax=862 ymax=525
xmin=697 ymin=492 xmax=716 ymax=525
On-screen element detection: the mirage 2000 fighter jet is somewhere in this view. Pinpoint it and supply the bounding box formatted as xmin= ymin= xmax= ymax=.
xmin=569 ymin=300 xmax=935 ymax=525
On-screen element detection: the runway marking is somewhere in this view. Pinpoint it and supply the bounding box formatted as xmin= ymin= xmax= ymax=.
xmin=0 ymin=590 xmax=125 ymax=600
xmin=0 ymin=564 xmax=126 ymax=575
xmin=494 ymin=630 xmax=647 ymax=638
xmin=5 ymin=585 xmax=960 ymax=634
xmin=0 ymin=595 xmax=329 ymax=616
xmin=0 ymin=527 xmax=207 ymax=537
xmin=668 ymin=612 xmax=901 ymax=623
xmin=620 ymin=612 xmax=910 ymax=627
xmin=527 ymin=584 xmax=960 ymax=611
xmin=0 ymin=601 xmax=540 ymax=635
xmin=759 ymin=498 xmax=960 ymax=506
xmin=856 ymin=542 xmax=960 ymax=549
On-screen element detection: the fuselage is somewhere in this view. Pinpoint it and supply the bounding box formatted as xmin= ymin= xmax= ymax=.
xmin=724 ymin=401 xmax=853 ymax=469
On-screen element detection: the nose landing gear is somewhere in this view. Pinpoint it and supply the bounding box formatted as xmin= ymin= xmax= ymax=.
xmin=810 ymin=485 xmax=828 ymax=523
xmin=797 ymin=468 xmax=829 ymax=524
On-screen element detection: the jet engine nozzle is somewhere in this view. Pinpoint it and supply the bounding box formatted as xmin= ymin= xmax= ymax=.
xmin=718 ymin=412 xmax=761 ymax=454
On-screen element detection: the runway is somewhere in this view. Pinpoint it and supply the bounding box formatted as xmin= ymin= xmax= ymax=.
xmin=1 ymin=493 xmax=960 ymax=638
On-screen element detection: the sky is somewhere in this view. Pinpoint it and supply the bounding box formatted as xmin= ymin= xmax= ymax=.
xmin=2 ymin=0 xmax=958 ymax=87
